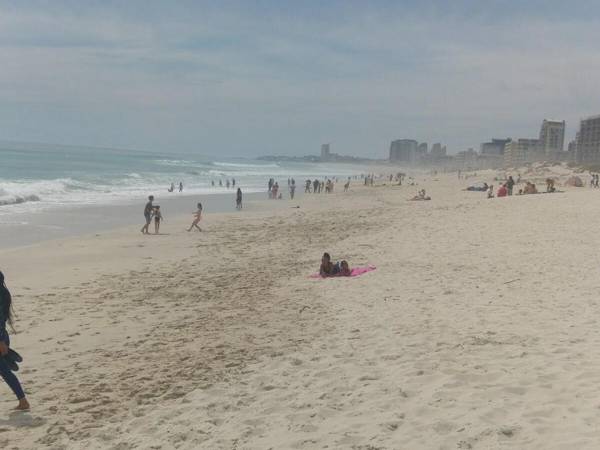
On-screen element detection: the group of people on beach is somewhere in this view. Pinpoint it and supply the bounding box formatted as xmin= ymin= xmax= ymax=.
xmin=465 ymin=173 xmax=560 ymax=198
xmin=267 ymin=178 xmax=301 ymax=199
xmin=145 ymin=172 xmax=359 ymax=235
xmin=210 ymin=179 xmax=236 ymax=189
xmin=268 ymin=179 xmax=281 ymax=199
xmin=140 ymin=187 xmax=244 ymax=234
xmin=304 ymin=178 xmax=338 ymax=194
xmin=493 ymin=177 xmax=514 ymax=197
xmin=410 ymin=189 xmax=431 ymax=201
xmin=139 ymin=196 xmax=200 ymax=234
xmin=140 ymin=196 xmax=165 ymax=234
xmin=167 ymin=182 xmax=184 ymax=193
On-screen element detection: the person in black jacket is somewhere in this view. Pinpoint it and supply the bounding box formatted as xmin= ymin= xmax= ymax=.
xmin=0 ymin=272 xmax=29 ymax=410
xmin=506 ymin=176 xmax=515 ymax=196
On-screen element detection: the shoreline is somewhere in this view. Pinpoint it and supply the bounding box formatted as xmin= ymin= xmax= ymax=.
xmin=0 ymin=159 xmax=396 ymax=250
xmin=0 ymin=189 xmax=297 ymax=250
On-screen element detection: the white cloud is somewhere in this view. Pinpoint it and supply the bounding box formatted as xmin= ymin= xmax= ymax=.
xmin=0 ymin=3 xmax=599 ymax=155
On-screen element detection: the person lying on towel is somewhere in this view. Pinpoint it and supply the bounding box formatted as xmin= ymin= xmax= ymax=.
xmin=319 ymin=253 xmax=351 ymax=277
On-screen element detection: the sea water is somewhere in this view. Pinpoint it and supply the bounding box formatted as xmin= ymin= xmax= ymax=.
xmin=0 ymin=142 xmax=370 ymax=214
xmin=0 ymin=142 xmax=373 ymax=247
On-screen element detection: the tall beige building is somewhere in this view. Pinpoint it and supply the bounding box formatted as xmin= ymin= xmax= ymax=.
xmin=575 ymin=115 xmax=600 ymax=164
xmin=539 ymin=119 xmax=565 ymax=159
xmin=504 ymin=139 xmax=542 ymax=167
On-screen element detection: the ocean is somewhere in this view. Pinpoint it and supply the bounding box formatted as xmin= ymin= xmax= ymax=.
xmin=0 ymin=142 xmax=372 ymax=214
xmin=0 ymin=142 xmax=372 ymax=247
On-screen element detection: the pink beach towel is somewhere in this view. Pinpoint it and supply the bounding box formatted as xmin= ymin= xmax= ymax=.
xmin=309 ymin=265 xmax=376 ymax=279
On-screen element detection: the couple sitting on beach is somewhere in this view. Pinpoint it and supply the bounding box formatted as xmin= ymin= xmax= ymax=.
xmin=319 ymin=253 xmax=351 ymax=277
xmin=517 ymin=182 xmax=538 ymax=195
xmin=410 ymin=189 xmax=431 ymax=201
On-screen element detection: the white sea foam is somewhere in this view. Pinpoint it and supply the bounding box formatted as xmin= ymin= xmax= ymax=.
xmin=0 ymin=150 xmax=370 ymax=219
xmin=212 ymin=161 xmax=280 ymax=169
xmin=0 ymin=194 xmax=40 ymax=206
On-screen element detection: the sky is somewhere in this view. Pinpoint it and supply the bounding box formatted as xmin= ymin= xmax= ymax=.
xmin=1 ymin=0 xmax=600 ymax=158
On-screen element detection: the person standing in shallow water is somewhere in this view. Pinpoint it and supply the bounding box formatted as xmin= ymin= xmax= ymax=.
xmin=0 ymin=272 xmax=29 ymax=411
xmin=236 ymin=188 xmax=243 ymax=209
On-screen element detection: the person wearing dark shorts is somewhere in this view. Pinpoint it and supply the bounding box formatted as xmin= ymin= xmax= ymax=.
xmin=140 ymin=195 xmax=154 ymax=234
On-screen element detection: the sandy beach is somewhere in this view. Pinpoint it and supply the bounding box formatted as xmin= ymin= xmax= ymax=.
xmin=2 ymin=168 xmax=600 ymax=449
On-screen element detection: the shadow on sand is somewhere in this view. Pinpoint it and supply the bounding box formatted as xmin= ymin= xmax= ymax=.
xmin=0 ymin=411 xmax=46 ymax=429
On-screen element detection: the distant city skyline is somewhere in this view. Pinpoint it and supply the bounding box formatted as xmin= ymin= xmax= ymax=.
xmin=1 ymin=1 xmax=600 ymax=157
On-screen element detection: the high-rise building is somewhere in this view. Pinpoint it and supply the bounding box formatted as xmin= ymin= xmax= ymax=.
xmin=480 ymin=138 xmax=511 ymax=156
xmin=539 ymin=119 xmax=565 ymax=159
xmin=567 ymin=139 xmax=577 ymax=161
xmin=389 ymin=139 xmax=418 ymax=163
xmin=321 ymin=144 xmax=330 ymax=160
xmin=504 ymin=139 xmax=542 ymax=167
xmin=430 ymin=143 xmax=446 ymax=159
xmin=415 ymin=143 xmax=428 ymax=163
xmin=455 ymin=148 xmax=477 ymax=167
xmin=575 ymin=115 xmax=600 ymax=164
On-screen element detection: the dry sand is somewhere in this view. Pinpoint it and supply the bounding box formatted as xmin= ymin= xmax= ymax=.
xmin=2 ymin=168 xmax=600 ymax=449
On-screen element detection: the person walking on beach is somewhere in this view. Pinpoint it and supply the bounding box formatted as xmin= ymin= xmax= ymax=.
xmin=140 ymin=195 xmax=154 ymax=234
xmin=153 ymin=206 xmax=164 ymax=234
xmin=187 ymin=203 xmax=203 ymax=232
xmin=236 ymin=188 xmax=243 ymax=209
xmin=305 ymin=179 xmax=311 ymax=193
xmin=290 ymin=181 xmax=296 ymax=199
xmin=179 ymin=182 xmax=183 ymax=192
xmin=0 ymin=272 xmax=30 ymax=411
